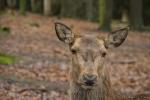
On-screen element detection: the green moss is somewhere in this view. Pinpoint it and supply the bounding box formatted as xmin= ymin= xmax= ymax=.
xmin=0 ymin=26 xmax=10 ymax=35
xmin=0 ymin=53 xmax=18 ymax=65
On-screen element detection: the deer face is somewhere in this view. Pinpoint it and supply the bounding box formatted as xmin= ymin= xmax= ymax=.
xmin=55 ymin=22 xmax=128 ymax=89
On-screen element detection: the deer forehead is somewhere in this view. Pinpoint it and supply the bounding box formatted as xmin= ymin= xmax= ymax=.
xmin=72 ymin=35 xmax=107 ymax=53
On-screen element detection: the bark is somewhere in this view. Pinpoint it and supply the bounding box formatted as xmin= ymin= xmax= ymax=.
xmin=7 ymin=0 xmax=17 ymax=9
xmin=19 ymin=0 xmax=27 ymax=15
xmin=31 ymin=0 xmax=37 ymax=12
xmin=85 ymin=0 xmax=93 ymax=21
xmin=0 ymin=0 xmax=6 ymax=10
xmin=99 ymin=0 xmax=113 ymax=31
xmin=129 ymin=0 xmax=143 ymax=30
xmin=43 ymin=0 xmax=51 ymax=16
xmin=121 ymin=9 xmax=129 ymax=23
xmin=31 ymin=0 xmax=43 ymax=13
xmin=61 ymin=0 xmax=76 ymax=18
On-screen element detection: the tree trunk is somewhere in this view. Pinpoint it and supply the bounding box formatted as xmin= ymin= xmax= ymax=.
xmin=129 ymin=0 xmax=143 ymax=30
xmin=0 ymin=0 xmax=6 ymax=10
xmin=121 ymin=9 xmax=129 ymax=23
xmin=61 ymin=0 xmax=76 ymax=18
xmin=31 ymin=0 xmax=37 ymax=12
xmin=19 ymin=0 xmax=27 ymax=15
xmin=85 ymin=0 xmax=93 ymax=21
xmin=7 ymin=0 xmax=17 ymax=9
xmin=43 ymin=0 xmax=51 ymax=16
xmin=31 ymin=0 xmax=42 ymax=13
xmin=98 ymin=0 xmax=113 ymax=31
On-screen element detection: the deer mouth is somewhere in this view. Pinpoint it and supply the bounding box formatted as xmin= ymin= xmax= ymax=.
xmin=81 ymin=84 xmax=97 ymax=90
xmin=78 ymin=81 xmax=97 ymax=90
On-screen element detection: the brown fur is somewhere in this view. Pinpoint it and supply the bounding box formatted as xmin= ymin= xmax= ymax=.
xmin=69 ymin=65 xmax=116 ymax=100
xmin=54 ymin=23 xmax=150 ymax=100
xmin=68 ymin=36 xmax=150 ymax=100
xmin=68 ymin=36 xmax=113 ymax=100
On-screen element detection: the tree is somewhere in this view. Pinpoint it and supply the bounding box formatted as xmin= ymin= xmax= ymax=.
xmin=98 ymin=0 xmax=113 ymax=31
xmin=43 ymin=0 xmax=51 ymax=16
xmin=31 ymin=0 xmax=43 ymax=13
xmin=7 ymin=0 xmax=17 ymax=9
xmin=129 ymin=0 xmax=143 ymax=30
xmin=61 ymin=0 xmax=76 ymax=18
xmin=0 ymin=0 xmax=6 ymax=10
xmin=19 ymin=0 xmax=27 ymax=15
xmin=85 ymin=0 xmax=93 ymax=21
xmin=143 ymin=0 xmax=150 ymax=26
xmin=31 ymin=0 xmax=37 ymax=12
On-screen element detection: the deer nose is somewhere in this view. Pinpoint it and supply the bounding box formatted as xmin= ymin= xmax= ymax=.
xmin=83 ymin=74 xmax=97 ymax=86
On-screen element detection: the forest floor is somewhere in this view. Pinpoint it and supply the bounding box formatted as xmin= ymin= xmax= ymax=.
xmin=0 ymin=12 xmax=150 ymax=100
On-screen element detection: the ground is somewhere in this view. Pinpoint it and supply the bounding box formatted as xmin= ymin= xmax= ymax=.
xmin=0 ymin=12 xmax=150 ymax=100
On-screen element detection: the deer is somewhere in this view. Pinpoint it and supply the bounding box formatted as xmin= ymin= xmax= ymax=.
xmin=54 ymin=22 xmax=150 ymax=100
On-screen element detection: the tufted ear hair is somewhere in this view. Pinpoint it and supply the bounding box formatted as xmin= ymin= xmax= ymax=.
xmin=55 ymin=22 xmax=75 ymax=44
xmin=105 ymin=27 xmax=129 ymax=48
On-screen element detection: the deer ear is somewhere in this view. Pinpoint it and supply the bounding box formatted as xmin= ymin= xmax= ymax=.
xmin=55 ymin=22 xmax=74 ymax=44
xmin=105 ymin=27 xmax=129 ymax=48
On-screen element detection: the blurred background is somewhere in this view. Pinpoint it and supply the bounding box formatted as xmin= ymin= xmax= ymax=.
xmin=0 ymin=0 xmax=150 ymax=100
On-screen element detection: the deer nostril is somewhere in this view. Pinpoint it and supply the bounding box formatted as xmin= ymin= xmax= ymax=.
xmin=83 ymin=74 xmax=97 ymax=86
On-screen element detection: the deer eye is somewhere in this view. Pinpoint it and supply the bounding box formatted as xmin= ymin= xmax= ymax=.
xmin=102 ymin=52 xmax=106 ymax=57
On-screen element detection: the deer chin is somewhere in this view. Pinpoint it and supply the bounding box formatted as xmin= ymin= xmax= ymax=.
xmin=81 ymin=85 xmax=94 ymax=90
xmin=78 ymin=81 xmax=97 ymax=90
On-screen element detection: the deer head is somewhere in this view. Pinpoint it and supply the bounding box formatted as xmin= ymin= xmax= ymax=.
xmin=55 ymin=22 xmax=128 ymax=90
